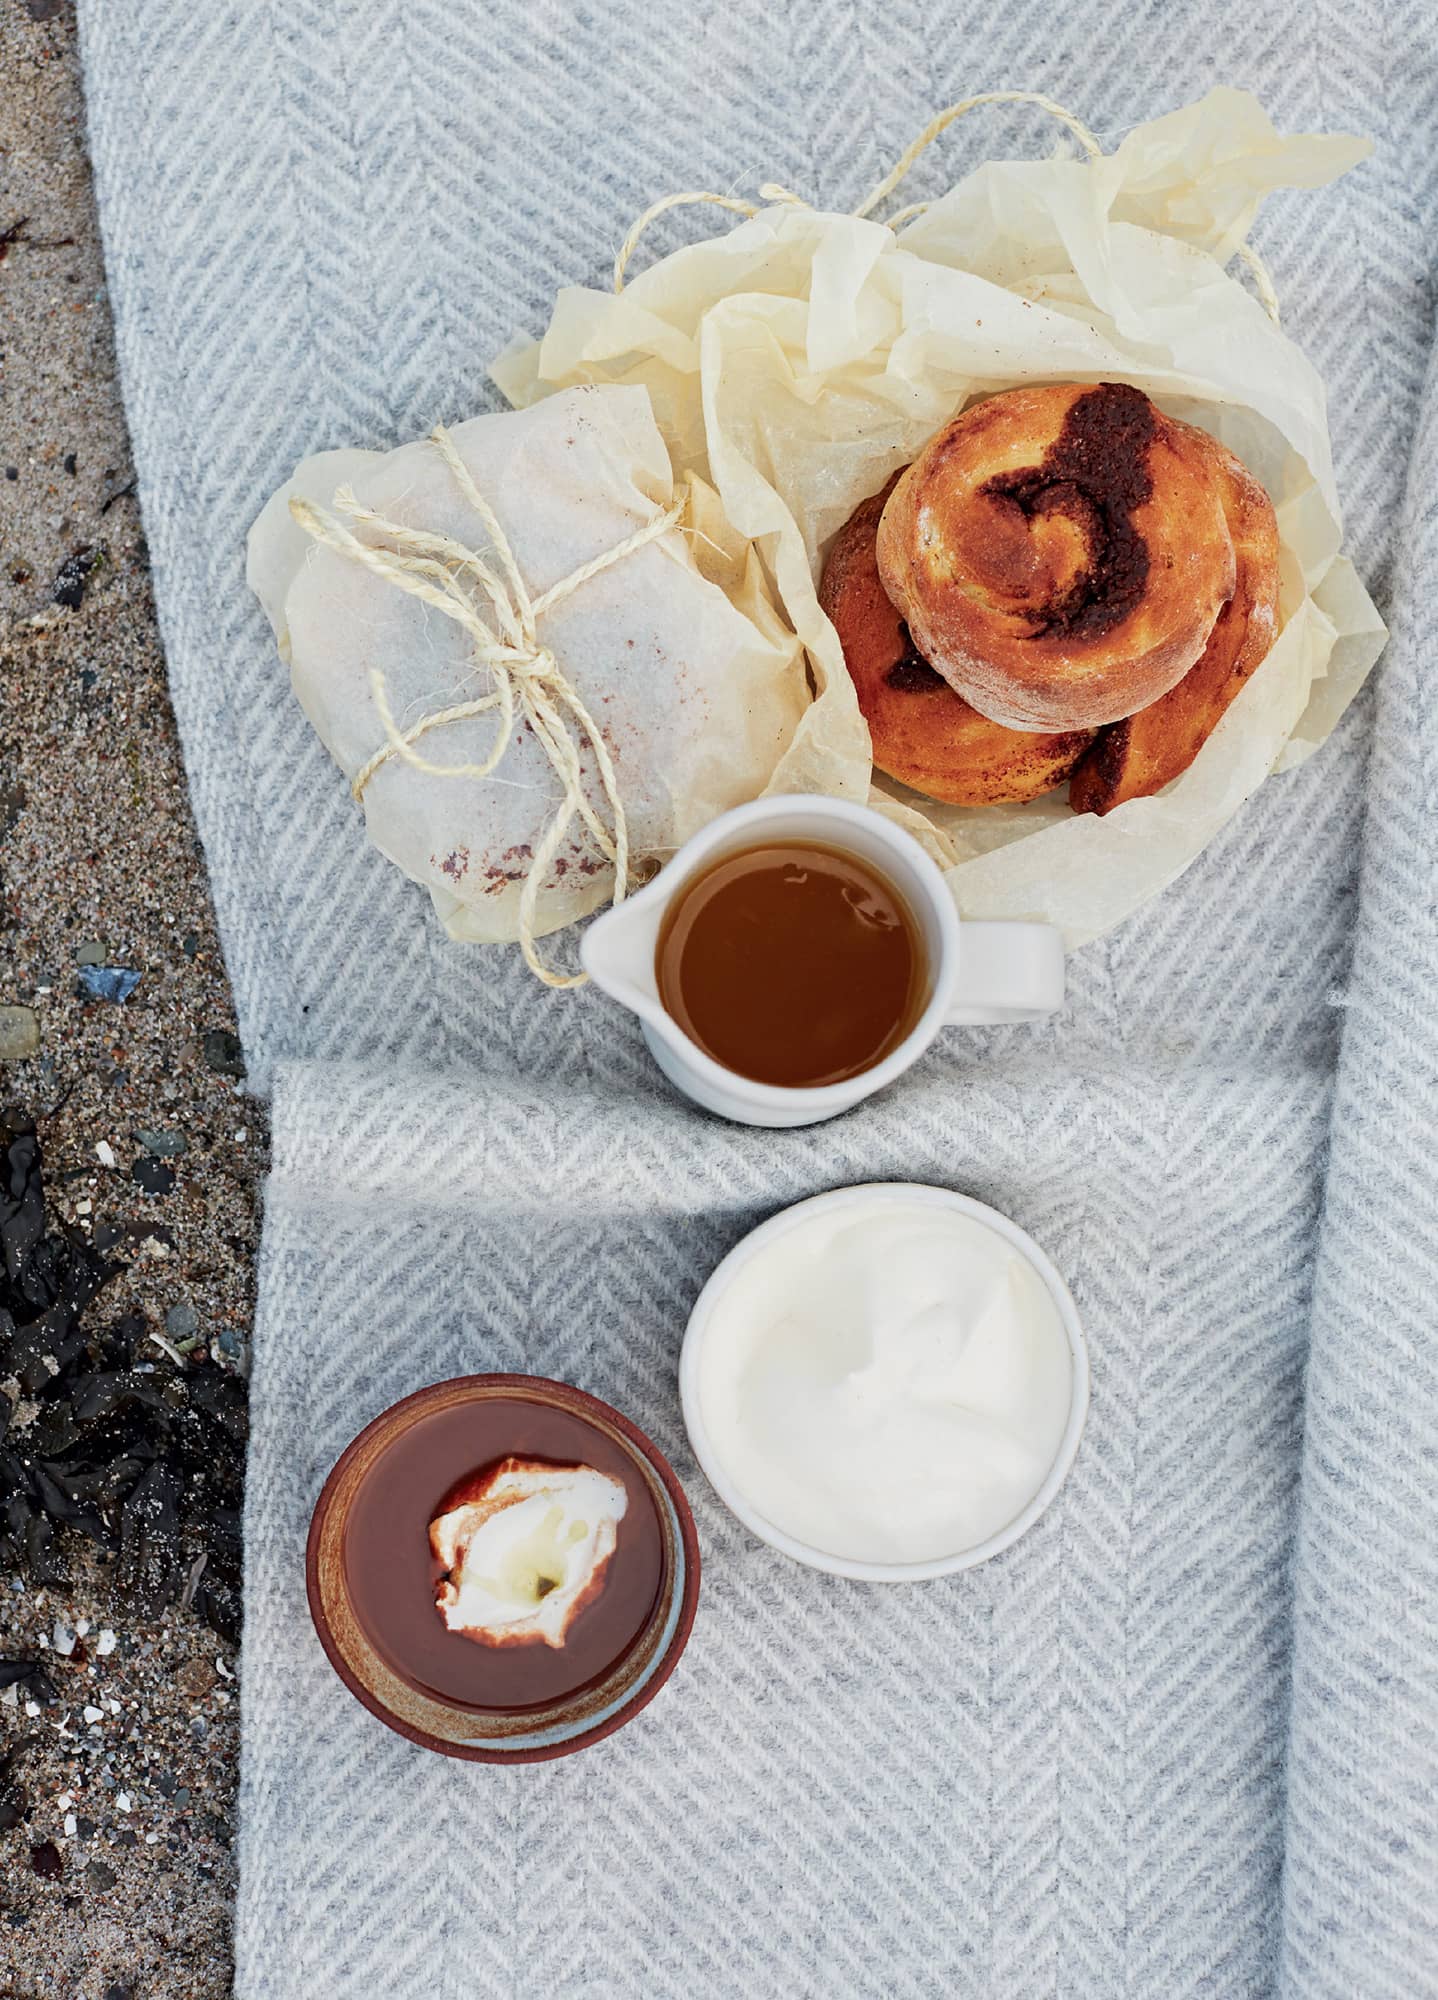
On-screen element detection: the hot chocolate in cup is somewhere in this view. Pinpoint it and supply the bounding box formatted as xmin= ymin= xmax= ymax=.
xmin=307 ymin=1375 xmax=699 ymax=1762
xmin=581 ymin=796 xmax=1064 ymax=1128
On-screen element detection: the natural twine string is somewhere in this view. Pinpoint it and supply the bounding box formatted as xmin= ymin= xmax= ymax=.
xmin=611 ymin=88 xmax=1282 ymax=324
xmin=290 ymin=426 xmax=684 ymax=988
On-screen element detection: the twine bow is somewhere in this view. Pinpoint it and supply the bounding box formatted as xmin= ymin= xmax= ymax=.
xmin=289 ymin=427 xmax=684 ymax=988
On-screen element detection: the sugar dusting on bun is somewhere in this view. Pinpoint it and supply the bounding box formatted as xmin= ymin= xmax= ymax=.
xmin=874 ymin=383 xmax=1240 ymax=732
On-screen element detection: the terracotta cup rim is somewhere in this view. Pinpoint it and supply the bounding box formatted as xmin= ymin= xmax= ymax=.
xmin=306 ymin=1372 xmax=702 ymax=1764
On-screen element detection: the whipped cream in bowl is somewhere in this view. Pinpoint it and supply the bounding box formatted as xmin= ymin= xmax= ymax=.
xmin=680 ymin=1185 xmax=1088 ymax=1581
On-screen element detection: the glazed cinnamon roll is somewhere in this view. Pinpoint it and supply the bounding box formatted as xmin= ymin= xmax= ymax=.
xmin=1069 ymin=440 xmax=1280 ymax=814
xmin=876 ymin=383 xmax=1240 ymax=731
xmin=819 ymin=477 xmax=1094 ymax=807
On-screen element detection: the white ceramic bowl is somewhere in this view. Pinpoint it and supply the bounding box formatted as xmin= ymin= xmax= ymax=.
xmin=679 ymin=1183 xmax=1089 ymax=1582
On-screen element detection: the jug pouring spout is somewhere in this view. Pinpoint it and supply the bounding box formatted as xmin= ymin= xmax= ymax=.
xmin=579 ymin=882 xmax=669 ymax=1026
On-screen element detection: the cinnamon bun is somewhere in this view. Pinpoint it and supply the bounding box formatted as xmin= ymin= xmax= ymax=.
xmin=875 ymin=383 xmax=1240 ymax=731
xmin=819 ymin=477 xmax=1094 ymax=808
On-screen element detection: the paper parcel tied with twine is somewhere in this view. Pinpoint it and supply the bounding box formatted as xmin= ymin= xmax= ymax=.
xmin=494 ymin=88 xmax=1388 ymax=947
xmin=247 ymin=385 xmax=807 ymax=979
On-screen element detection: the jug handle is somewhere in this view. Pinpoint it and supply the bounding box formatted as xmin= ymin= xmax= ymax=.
xmin=945 ymin=922 xmax=1065 ymax=1026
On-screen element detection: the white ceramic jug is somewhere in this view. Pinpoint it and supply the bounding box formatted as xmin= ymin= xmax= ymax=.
xmin=581 ymin=796 xmax=1064 ymax=1128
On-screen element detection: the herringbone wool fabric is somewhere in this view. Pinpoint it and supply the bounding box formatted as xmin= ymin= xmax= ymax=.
xmin=73 ymin=4 xmax=1438 ymax=1995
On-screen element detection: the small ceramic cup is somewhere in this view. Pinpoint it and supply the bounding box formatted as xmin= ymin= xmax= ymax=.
xmin=680 ymin=1183 xmax=1089 ymax=1581
xmin=581 ymin=795 xmax=1064 ymax=1128
xmin=307 ymin=1375 xmax=700 ymax=1762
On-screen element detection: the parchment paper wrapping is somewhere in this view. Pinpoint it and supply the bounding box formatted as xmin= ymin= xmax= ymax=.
xmin=247 ymin=386 xmax=806 ymax=942
xmin=495 ymin=89 xmax=1386 ymax=946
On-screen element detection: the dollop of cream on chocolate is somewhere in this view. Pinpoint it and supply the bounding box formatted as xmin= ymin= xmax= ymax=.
xmin=429 ymin=1457 xmax=628 ymax=1650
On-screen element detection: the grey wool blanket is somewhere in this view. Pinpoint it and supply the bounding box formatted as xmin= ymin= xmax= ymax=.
xmin=76 ymin=4 xmax=1438 ymax=1996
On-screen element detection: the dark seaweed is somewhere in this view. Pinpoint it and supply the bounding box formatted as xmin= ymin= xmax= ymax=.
xmin=0 ymin=1660 xmax=57 ymax=1705
xmin=0 ymin=1736 xmax=33 ymax=1834
xmin=0 ymin=1107 xmax=246 ymax=1641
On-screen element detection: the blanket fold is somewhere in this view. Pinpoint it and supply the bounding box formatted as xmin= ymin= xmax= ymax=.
xmin=1278 ymin=342 xmax=1438 ymax=2000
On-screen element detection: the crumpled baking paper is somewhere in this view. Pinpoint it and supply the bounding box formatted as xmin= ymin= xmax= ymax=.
xmin=248 ymin=387 xmax=806 ymax=943
xmin=495 ymin=88 xmax=1385 ymax=946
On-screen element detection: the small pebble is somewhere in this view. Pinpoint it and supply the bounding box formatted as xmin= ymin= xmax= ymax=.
xmin=76 ymin=965 xmax=141 ymax=1003
xmin=165 ymin=1303 xmax=199 ymax=1338
xmin=175 ymin=1658 xmax=215 ymax=1699
xmin=202 ymin=1027 xmax=245 ymax=1078
xmin=50 ymin=543 xmax=101 ymax=609
xmin=64 ymin=1812 xmax=77 ymax=1836
xmin=86 ymin=1860 xmax=117 ymax=1891
xmin=217 ymin=1328 xmax=242 ymax=1360
xmin=131 ymin=1156 xmax=176 ymax=1195
xmin=53 ymin=1622 xmax=76 ymax=1656
xmin=181 ymin=931 xmax=201 ymax=958
xmin=83 ymin=1705 xmax=104 ymax=1724
xmin=75 ymin=940 xmax=107 ymax=966
xmin=30 ymin=1840 xmax=63 ymax=1880
xmin=95 ymin=1139 xmax=117 ymax=1168
xmin=134 ymin=1128 xmax=187 ymax=1156
xmin=115 ymin=1792 xmax=131 ymax=1813
xmin=0 ymin=1005 xmax=41 ymax=1060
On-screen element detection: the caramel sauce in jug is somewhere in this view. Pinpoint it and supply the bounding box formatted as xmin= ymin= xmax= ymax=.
xmin=655 ymin=840 xmax=926 ymax=1089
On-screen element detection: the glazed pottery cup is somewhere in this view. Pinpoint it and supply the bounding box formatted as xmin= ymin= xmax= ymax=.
xmin=307 ymin=1374 xmax=700 ymax=1762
